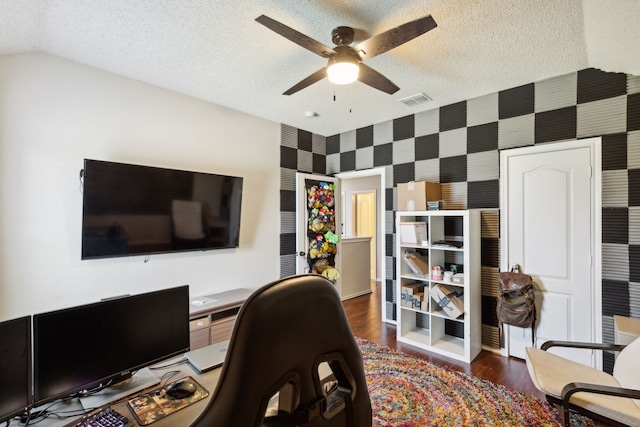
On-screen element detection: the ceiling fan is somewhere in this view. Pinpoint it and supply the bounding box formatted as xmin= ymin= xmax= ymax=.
xmin=255 ymin=14 xmax=437 ymax=96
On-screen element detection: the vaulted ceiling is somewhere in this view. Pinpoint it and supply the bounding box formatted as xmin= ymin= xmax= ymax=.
xmin=1 ymin=0 xmax=638 ymax=136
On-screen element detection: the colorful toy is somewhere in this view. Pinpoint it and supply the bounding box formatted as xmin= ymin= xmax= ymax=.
xmin=306 ymin=181 xmax=338 ymax=271
xmin=307 ymin=182 xmax=336 ymax=209
xmin=325 ymin=231 xmax=340 ymax=244
xmin=311 ymin=259 xmax=340 ymax=284
xmin=308 ymin=239 xmax=322 ymax=259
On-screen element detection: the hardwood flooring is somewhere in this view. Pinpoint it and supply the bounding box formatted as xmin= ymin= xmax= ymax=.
xmin=341 ymin=284 xmax=610 ymax=426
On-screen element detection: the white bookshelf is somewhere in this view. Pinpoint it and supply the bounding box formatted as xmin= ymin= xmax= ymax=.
xmin=396 ymin=210 xmax=481 ymax=363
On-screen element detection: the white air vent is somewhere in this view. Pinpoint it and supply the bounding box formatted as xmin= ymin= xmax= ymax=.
xmin=397 ymin=93 xmax=432 ymax=107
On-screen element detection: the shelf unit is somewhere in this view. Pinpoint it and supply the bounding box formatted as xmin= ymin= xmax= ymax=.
xmin=396 ymin=210 xmax=481 ymax=363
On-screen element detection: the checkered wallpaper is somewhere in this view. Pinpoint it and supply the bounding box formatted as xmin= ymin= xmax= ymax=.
xmin=280 ymin=68 xmax=640 ymax=368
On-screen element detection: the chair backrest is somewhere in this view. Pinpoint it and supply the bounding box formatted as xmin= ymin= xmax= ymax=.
xmin=613 ymin=336 xmax=640 ymax=408
xmin=171 ymin=200 xmax=205 ymax=239
xmin=190 ymin=275 xmax=372 ymax=427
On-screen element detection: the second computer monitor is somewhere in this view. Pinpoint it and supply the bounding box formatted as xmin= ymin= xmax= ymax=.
xmin=0 ymin=315 xmax=32 ymax=424
xmin=33 ymin=285 xmax=190 ymax=406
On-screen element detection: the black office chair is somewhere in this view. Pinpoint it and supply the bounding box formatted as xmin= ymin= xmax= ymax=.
xmin=190 ymin=274 xmax=372 ymax=427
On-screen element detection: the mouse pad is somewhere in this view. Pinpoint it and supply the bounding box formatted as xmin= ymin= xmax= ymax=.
xmin=126 ymin=376 xmax=209 ymax=425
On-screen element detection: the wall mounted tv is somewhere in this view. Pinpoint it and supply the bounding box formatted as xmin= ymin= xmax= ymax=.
xmin=81 ymin=159 xmax=243 ymax=260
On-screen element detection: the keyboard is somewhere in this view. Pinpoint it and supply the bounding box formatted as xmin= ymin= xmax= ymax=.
xmin=62 ymin=406 xmax=129 ymax=427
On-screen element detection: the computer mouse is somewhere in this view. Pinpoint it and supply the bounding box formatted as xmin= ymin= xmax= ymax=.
xmin=165 ymin=379 xmax=197 ymax=399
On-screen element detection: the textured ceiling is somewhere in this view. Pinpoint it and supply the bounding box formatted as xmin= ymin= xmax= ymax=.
xmin=1 ymin=0 xmax=638 ymax=136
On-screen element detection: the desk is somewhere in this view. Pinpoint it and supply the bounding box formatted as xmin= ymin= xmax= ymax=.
xmin=32 ymin=289 xmax=254 ymax=427
xmin=189 ymin=288 xmax=253 ymax=350
xmin=35 ymin=354 xmax=221 ymax=427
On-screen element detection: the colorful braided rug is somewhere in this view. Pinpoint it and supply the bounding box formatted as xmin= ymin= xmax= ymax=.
xmin=356 ymin=338 xmax=595 ymax=427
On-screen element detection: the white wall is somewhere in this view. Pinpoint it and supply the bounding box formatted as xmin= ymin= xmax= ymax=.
xmin=0 ymin=53 xmax=281 ymax=320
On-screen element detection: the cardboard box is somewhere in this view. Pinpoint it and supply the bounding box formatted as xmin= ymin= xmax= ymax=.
xmin=421 ymin=300 xmax=429 ymax=312
xmin=397 ymin=181 xmax=442 ymax=211
xmin=401 ymin=283 xmax=423 ymax=308
xmin=403 ymin=251 xmax=429 ymax=276
xmin=401 ymin=293 xmax=413 ymax=308
xmin=430 ymin=284 xmax=464 ymax=319
xmin=401 ymin=283 xmax=424 ymax=296
xmin=399 ymin=222 xmax=428 ymax=245
xmin=412 ymin=292 xmax=424 ymax=309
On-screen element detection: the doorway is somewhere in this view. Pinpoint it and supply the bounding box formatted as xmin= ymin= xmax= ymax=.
xmin=336 ymin=168 xmax=387 ymax=323
xmin=500 ymin=138 xmax=602 ymax=367
xmin=351 ymin=191 xmax=376 ymax=283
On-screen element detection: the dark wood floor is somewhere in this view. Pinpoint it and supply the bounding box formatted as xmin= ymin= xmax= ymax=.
xmin=341 ymin=285 xmax=544 ymax=399
xmin=341 ymin=285 xmax=610 ymax=427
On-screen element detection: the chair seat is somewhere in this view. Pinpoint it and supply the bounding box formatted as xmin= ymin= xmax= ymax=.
xmin=525 ymin=347 xmax=640 ymax=426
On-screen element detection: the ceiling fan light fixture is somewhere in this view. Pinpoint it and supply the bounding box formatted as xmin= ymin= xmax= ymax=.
xmin=256 ymin=14 xmax=437 ymax=95
xmin=327 ymin=56 xmax=359 ymax=85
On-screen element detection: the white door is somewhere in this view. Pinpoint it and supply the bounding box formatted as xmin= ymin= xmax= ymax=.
xmin=296 ymin=173 xmax=341 ymax=284
xmin=500 ymin=139 xmax=601 ymax=367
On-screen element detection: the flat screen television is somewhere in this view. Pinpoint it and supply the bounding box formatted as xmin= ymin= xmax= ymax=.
xmin=81 ymin=159 xmax=243 ymax=260
xmin=33 ymin=285 xmax=190 ymax=406
xmin=0 ymin=316 xmax=32 ymax=424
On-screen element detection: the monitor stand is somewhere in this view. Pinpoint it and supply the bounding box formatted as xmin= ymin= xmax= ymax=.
xmin=79 ymin=367 xmax=160 ymax=409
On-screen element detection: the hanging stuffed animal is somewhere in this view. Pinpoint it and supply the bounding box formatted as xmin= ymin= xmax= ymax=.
xmin=311 ymin=259 xmax=341 ymax=284
xmin=308 ymin=239 xmax=322 ymax=259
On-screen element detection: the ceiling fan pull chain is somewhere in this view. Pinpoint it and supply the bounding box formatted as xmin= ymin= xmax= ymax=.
xmin=333 ymin=85 xmax=336 ymax=102
xmin=349 ymin=85 xmax=352 ymax=113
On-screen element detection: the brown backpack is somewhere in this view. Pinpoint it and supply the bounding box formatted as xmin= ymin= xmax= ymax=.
xmin=497 ymin=265 xmax=536 ymax=346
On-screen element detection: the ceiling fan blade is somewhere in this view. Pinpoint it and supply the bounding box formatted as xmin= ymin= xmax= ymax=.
xmin=357 ymin=63 xmax=400 ymax=94
xmin=283 ymin=67 xmax=328 ymax=95
xmin=256 ymin=15 xmax=336 ymax=58
xmin=354 ymin=15 xmax=437 ymax=61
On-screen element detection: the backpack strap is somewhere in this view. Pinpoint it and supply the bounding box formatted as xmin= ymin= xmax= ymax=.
xmin=498 ymin=319 xmax=535 ymax=348
xmin=531 ymin=303 xmax=537 ymax=347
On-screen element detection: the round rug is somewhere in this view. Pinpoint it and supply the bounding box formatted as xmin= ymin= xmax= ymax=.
xmin=357 ymin=338 xmax=595 ymax=427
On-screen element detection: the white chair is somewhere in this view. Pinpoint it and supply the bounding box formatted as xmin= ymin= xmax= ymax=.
xmin=525 ymin=337 xmax=640 ymax=426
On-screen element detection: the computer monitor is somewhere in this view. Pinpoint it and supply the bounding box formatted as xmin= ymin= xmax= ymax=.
xmin=33 ymin=285 xmax=190 ymax=406
xmin=0 ymin=316 xmax=32 ymax=424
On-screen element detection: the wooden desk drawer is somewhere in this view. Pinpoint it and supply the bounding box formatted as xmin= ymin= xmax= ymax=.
xmin=190 ymin=328 xmax=210 ymax=350
xmin=210 ymin=316 xmax=236 ymax=343
xmin=190 ymin=316 xmax=210 ymax=332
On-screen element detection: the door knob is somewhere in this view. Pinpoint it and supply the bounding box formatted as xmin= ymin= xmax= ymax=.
xmin=298 ymin=251 xmax=306 ymax=257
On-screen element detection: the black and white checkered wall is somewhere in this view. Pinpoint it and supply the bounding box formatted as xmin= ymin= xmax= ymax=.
xmin=280 ymin=68 xmax=640 ymax=362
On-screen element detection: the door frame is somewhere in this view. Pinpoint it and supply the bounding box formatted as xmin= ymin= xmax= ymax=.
xmin=336 ymin=167 xmax=388 ymax=323
xmin=499 ymin=138 xmax=602 ymax=361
